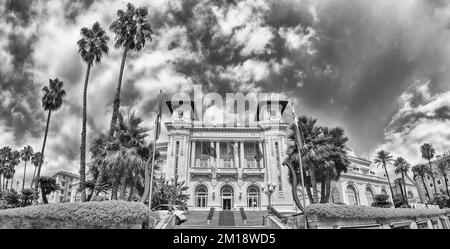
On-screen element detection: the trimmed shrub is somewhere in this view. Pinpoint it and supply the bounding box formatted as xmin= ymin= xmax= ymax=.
xmin=305 ymin=203 xmax=448 ymax=220
xmin=0 ymin=200 xmax=150 ymax=225
xmin=372 ymin=194 xmax=393 ymax=208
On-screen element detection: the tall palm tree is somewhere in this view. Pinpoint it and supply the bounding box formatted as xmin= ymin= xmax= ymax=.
xmin=30 ymin=152 xmax=42 ymax=188
xmin=4 ymin=150 xmax=20 ymax=190
xmin=394 ymin=157 xmax=410 ymax=206
xmin=420 ymin=143 xmax=437 ymax=194
xmin=412 ymin=164 xmax=431 ymax=201
xmin=77 ymin=22 xmax=110 ymax=202
xmin=0 ymin=146 xmax=12 ymax=191
xmin=373 ymin=150 xmax=395 ymax=203
xmin=436 ymin=159 xmax=450 ymax=196
xmin=108 ymin=3 xmax=153 ymax=137
xmin=20 ymin=145 xmax=34 ymax=190
xmin=35 ymin=78 xmax=66 ymax=195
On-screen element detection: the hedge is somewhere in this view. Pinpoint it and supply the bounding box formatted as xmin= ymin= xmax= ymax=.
xmin=305 ymin=204 xmax=450 ymax=220
xmin=0 ymin=201 xmax=150 ymax=224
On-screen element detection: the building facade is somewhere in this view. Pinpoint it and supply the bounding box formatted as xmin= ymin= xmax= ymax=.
xmin=158 ymin=99 xmax=419 ymax=211
xmin=413 ymin=153 xmax=450 ymax=203
xmin=47 ymin=171 xmax=79 ymax=203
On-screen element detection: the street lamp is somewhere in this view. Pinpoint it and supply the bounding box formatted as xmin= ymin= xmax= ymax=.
xmin=263 ymin=182 xmax=277 ymax=212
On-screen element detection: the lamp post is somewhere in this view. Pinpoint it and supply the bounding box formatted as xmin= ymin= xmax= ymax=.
xmin=263 ymin=182 xmax=277 ymax=212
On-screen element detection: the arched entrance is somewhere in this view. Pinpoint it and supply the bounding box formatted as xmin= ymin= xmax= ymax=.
xmin=220 ymin=185 xmax=234 ymax=210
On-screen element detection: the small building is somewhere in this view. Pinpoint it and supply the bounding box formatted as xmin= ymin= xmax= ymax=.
xmin=47 ymin=171 xmax=79 ymax=203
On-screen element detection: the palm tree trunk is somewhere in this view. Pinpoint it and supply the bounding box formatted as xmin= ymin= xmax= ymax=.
xmin=31 ymin=166 xmax=37 ymax=188
xmin=428 ymin=160 xmax=438 ymax=194
xmin=320 ymin=180 xmax=326 ymax=203
xmin=383 ymin=164 xmax=395 ymax=204
xmin=120 ymin=174 xmax=127 ymax=200
xmin=324 ymin=179 xmax=331 ymax=203
xmin=35 ymin=110 xmax=52 ymax=195
xmin=90 ymin=164 xmax=105 ymax=201
xmin=79 ymin=63 xmax=92 ymax=202
xmin=421 ymin=175 xmax=431 ymax=201
xmin=444 ymin=174 xmax=449 ymax=196
xmin=309 ymin=168 xmax=319 ymax=203
xmin=11 ymin=176 xmax=13 ymax=190
xmin=128 ymin=185 xmax=134 ymax=201
xmin=401 ymin=173 xmax=409 ymax=206
xmin=22 ymin=161 xmax=27 ymax=190
xmin=140 ymin=157 xmax=152 ymax=202
xmin=111 ymin=181 xmax=118 ymax=200
xmin=0 ymin=173 xmax=2 ymax=191
xmin=109 ymin=47 xmax=129 ymax=137
xmin=41 ymin=188 xmax=48 ymax=204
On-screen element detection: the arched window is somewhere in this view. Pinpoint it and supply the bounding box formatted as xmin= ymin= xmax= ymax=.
xmin=381 ymin=188 xmax=388 ymax=197
xmin=346 ymin=185 xmax=359 ymax=205
xmin=195 ymin=185 xmax=208 ymax=208
xmin=365 ymin=187 xmax=374 ymax=206
xmin=247 ymin=186 xmax=260 ymax=208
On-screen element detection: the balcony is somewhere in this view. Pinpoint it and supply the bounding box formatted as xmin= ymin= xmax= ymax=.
xmin=243 ymin=167 xmax=265 ymax=177
xmin=190 ymin=167 xmax=212 ymax=176
xmin=216 ymin=167 xmax=238 ymax=177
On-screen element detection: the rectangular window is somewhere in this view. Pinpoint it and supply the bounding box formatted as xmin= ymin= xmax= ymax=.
xmin=174 ymin=141 xmax=180 ymax=177
xmin=275 ymin=142 xmax=283 ymax=192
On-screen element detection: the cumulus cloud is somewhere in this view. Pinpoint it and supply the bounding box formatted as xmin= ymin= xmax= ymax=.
xmin=1 ymin=0 xmax=450 ymax=178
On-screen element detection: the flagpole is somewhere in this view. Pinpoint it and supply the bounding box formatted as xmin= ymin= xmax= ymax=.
xmin=290 ymin=101 xmax=308 ymax=216
xmin=148 ymin=90 xmax=162 ymax=211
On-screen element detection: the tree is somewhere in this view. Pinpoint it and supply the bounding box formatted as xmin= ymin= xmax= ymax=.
xmin=108 ymin=3 xmax=153 ymax=137
xmin=373 ymin=150 xmax=395 ymax=204
xmin=30 ymin=152 xmax=42 ymax=188
xmin=77 ymin=21 xmax=110 ymax=202
xmin=436 ymin=159 xmax=450 ymax=196
xmin=35 ymin=78 xmax=66 ymax=196
xmin=37 ymin=176 xmax=59 ymax=204
xmin=0 ymin=146 xmax=12 ymax=191
xmin=3 ymin=150 xmax=20 ymax=190
xmin=20 ymin=145 xmax=34 ymax=190
xmin=420 ymin=143 xmax=437 ymax=193
xmin=152 ymin=176 xmax=189 ymax=208
xmin=371 ymin=194 xmax=393 ymax=208
xmin=394 ymin=156 xmax=410 ymax=206
xmin=412 ymin=164 xmax=431 ymax=201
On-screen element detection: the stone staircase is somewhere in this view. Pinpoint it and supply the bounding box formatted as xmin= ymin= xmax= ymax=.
xmin=175 ymin=210 xmax=268 ymax=229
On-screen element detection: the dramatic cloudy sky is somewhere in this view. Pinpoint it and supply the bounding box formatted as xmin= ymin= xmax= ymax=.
xmin=1 ymin=0 xmax=450 ymax=183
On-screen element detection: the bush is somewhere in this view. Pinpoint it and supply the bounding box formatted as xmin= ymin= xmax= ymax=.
xmin=0 ymin=201 xmax=150 ymax=224
xmin=371 ymin=194 xmax=393 ymax=208
xmin=305 ymin=203 xmax=448 ymax=220
xmin=92 ymin=196 xmax=109 ymax=202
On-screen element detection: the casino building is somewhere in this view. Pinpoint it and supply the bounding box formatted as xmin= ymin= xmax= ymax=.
xmin=156 ymin=99 xmax=420 ymax=211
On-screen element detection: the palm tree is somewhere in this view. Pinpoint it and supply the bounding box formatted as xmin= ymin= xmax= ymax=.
xmin=77 ymin=22 xmax=110 ymax=202
xmin=37 ymin=176 xmax=59 ymax=204
xmin=20 ymin=145 xmax=34 ymax=190
xmin=420 ymin=143 xmax=437 ymax=194
xmin=6 ymin=150 xmax=20 ymax=190
xmin=373 ymin=150 xmax=395 ymax=203
xmin=30 ymin=152 xmax=42 ymax=188
xmin=394 ymin=157 xmax=410 ymax=206
xmin=35 ymin=78 xmax=66 ymax=195
xmin=436 ymin=159 xmax=450 ymax=196
xmin=108 ymin=3 xmax=153 ymax=137
xmin=412 ymin=164 xmax=431 ymax=201
xmin=0 ymin=146 xmax=12 ymax=191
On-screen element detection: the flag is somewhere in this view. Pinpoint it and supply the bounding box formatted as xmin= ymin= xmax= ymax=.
xmin=290 ymin=101 xmax=304 ymax=146
xmin=155 ymin=90 xmax=163 ymax=140
xmin=202 ymin=142 xmax=216 ymax=158
xmin=255 ymin=142 xmax=263 ymax=161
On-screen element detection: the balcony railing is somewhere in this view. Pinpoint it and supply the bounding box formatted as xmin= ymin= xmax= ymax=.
xmin=242 ymin=167 xmax=265 ymax=177
xmin=190 ymin=167 xmax=212 ymax=176
xmin=216 ymin=167 xmax=238 ymax=177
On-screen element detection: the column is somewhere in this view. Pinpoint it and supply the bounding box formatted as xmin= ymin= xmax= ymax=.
xmin=216 ymin=141 xmax=221 ymax=168
xmin=264 ymin=139 xmax=271 ymax=182
xmin=210 ymin=141 xmax=215 ymax=168
xmin=240 ymin=141 xmax=245 ymax=168
xmin=190 ymin=141 xmax=196 ymax=168
xmin=234 ymin=141 xmax=239 ymax=168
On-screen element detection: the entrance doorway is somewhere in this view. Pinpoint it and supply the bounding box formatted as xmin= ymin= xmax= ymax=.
xmin=220 ymin=185 xmax=234 ymax=210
